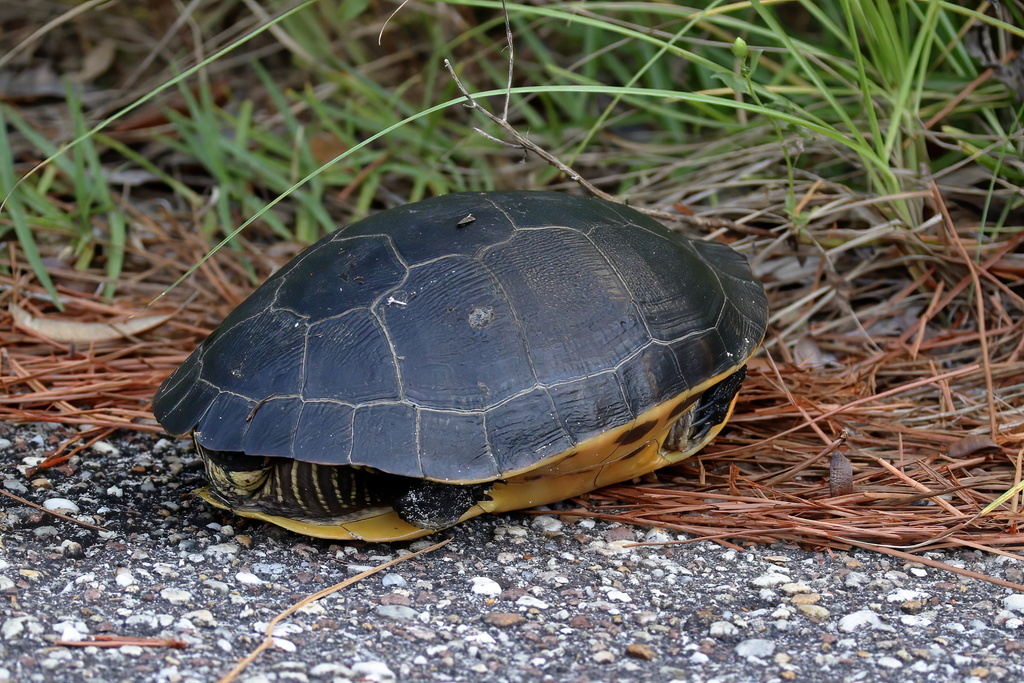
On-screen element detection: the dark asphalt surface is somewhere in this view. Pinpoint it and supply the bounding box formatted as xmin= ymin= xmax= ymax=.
xmin=2 ymin=421 xmax=1023 ymax=683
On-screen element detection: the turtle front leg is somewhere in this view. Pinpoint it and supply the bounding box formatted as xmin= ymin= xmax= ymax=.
xmin=393 ymin=481 xmax=490 ymax=530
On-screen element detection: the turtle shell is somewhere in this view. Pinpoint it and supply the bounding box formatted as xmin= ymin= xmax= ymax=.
xmin=153 ymin=191 xmax=767 ymax=540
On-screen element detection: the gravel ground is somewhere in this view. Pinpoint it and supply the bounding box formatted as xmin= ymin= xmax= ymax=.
xmin=2 ymin=421 xmax=1024 ymax=683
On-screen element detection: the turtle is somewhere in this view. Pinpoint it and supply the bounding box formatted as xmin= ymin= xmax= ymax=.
xmin=152 ymin=191 xmax=768 ymax=541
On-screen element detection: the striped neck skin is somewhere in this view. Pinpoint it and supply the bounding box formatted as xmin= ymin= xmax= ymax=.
xmin=196 ymin=443 xmax=405 ymax=523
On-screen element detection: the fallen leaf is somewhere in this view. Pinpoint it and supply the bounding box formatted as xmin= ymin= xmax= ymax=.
xmin=10 ymin=302 xmax=173 ymax=343
xmin=947 ymin=435 xmax=1000 ymax=459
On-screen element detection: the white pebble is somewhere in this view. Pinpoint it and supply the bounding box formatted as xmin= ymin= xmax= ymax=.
xmin=55 ymin=621 xmax=86 ymax=641
xmin=839 ymin=610 xmax=892 ymax=633
xmin=271 ymin=637 xmax=296 ymax=652
xmin=710 ymin=621 xmax=738 ymax=637
xmin=735 ymin=638 xmax=775 ymax=659
xmin=115 ymin=569 xmax=135 ymax=587
xmin=751 ymin=572 xmax=791 ymax=588
xmin=91 ymin=441 xmax=120 ymax=456
xmin=470 ymin=577 xmax=501 ymax=596
xmin=877 ymin=656 xmax=903 ymax=669
xmin=182 ymin=609 xmax=216 ymax=627
xmin=310 ymin=663 xmax=351 ymax=677
xmin=607 ymin=590 xmax=632 ymax=603
xmin=236 ymin=571 xmax=263 ymax=585
xmin=381 ymin=573 xmax=407 ymax=587
xmin=887 ymin=589 xmax=926 ymax=603
xmin=532 ymin=515 xmax=563 ymax=534
xmin=351 ymin=661 xmax=396 ymax=681
xmin=516 ymin=595 xmax=549 ymax=609
xmin=159 ymin=587 xmax=192 ymax=604
xmin=43 ymin=498 xmax=79 ymax=513
xmin=2 ymin=617 xmax=40 ymax=639
xmin=1003 ymin=594 xmax=1024 ymax=613
xmin=207 ymin=543 xmax=239 ymax=558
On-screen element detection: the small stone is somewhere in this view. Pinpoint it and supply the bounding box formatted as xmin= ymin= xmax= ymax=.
xmin=236 ymin=571 xmax=263 ymax=585
xmin=901 ymin=600 xmax=925 ymax=614
xmin=309 ymin=663 xmax=352 ymax=678
xmin=406 ymin=627 xmax=436 ymax=641
xmin=379 ymin=593 xmax=411 ymax=606
xmin=710 ymin=621 xmax=738 ymax=638
xmin=1003 ymin=594 xmax=1024 ymax=613
xmin=634 ymin=611 xmax=659 ymax=626
xmin=516 ymin=595 xmax=549 ymax=609
xmin=643 ymin=528 xmax=673 ymax=544
xmin=207 ymin=543 xmax=239 ymax=559
xmin=569 ymin=615 xmax=592 ymax=629
xmin=2 ymin=617 xmax=32 ymax=639
xmin=877 ymin=656 xmax=903 ymax=669
xmin=887 ymin=589 xmax=926 ymax=603
xmin=532 ymin=516 xmax=563 ymax=535
xmin=351 ymin=661 xmax=395 ymax=681
xmin=159 ymin=588 xmax=192 ymax=604
xmin=470 ymin=577 xmax=502 ymax=596
xmin=43 ymin=498 xmax=79 ymax=512
xmin=182 ymin=610 xmax=216 ymax=627
xmin=607 ymin=590 xmax=631 ymax=603
xmin=381 ymin=573 xmax=407 ymax=588
xmin=845 ymin=572 xmax=870 ymax=588
xmin=60 ymin=540 xmax=84 ymax=558
xmin=626 ymin=643 xmax=656 ymax=660
xmin=604 ymin=526 xmax=635 ymax=542
xmin=752 ymin=572 xmax=791 ymax=588
xmin=790 ymin=593 xmax=820 ymax=606
xmin=482 ymin=613 xmax=525 ymax=628
xmin=735 ymin=639 xmax=775 ymax=659
xmin=593 ymin=650 xmax=615 ymax=664
xmin=376 ymin=605 xmax=419 ymax=621
xmin=798 ymin=605 xmax=830 ymax=621
xmin=92 ymin=441 xmax=120 ymax=456
xmin=839 ymin=610 xmax=891 ymax=633
xmin=780 ymin=582 xmax=811 ymax=596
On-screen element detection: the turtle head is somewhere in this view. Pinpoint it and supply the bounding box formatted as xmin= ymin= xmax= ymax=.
xmin=195 ymin=441 xmax=273 ymax=500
